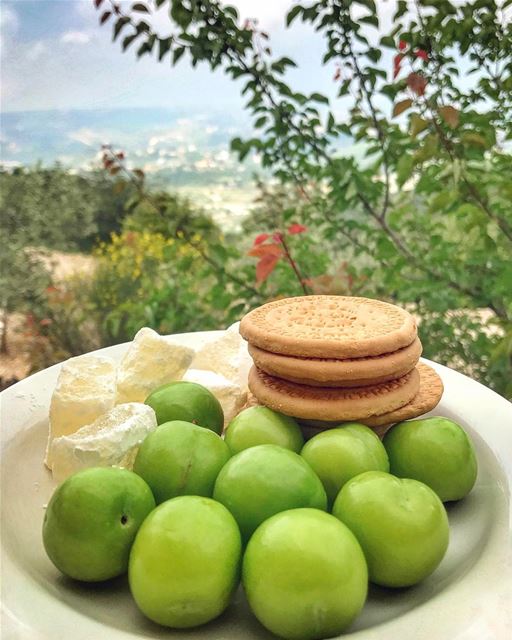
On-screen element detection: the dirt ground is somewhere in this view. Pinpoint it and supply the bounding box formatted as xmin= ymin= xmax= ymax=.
xmin=0 ymin=251 xmax=96 ymax=390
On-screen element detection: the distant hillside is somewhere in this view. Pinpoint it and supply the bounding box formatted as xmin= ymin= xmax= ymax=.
xmin=0 ymin=107 xmax=354 ymax=228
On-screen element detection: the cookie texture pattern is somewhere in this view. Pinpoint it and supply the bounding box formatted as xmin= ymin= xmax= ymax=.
xmin=298 ymin=363 xmax=443 ymax=434
xmin=248 ymin=366 xmax=420 ymax=421
xmin=248 ymin=338 xmax=422 ymax=387
xmin=240 ymin=296 xmax=417 ymax=358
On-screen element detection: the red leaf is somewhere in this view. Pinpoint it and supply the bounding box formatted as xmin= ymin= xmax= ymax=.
xmin=100 ymin=10 xmax=112 ymax=24
xmin=94 ymin=0 xmax=104 ymax=8
xmin=256 ymin=254 xmax=280 ymax=284
xmin=253 ymin=233 xmax=270 ymax=246
xmin=415 ymin=49 xmax=428 ymax=62
xmin=273 ymin=232 xmax=283 ymax=242
xmin=407 ymin=72 xmax=427 ymax=96
xmin=333 ymin=68 xmax=341 ymax=81
xmin=248 ymin=243 xmax=283 ymax=258
xmin=393 ymin=54 xmax=402 ymax=79
xmin=287 ymin=223 xmax=307 ymax=235
xmin=398 ymin=40 xmax=407 ymax=51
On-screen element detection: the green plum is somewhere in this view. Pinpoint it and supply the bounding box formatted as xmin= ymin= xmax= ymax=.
xmin=129 ymin=496 xmax=241 ymax=628
xmin=243 ymin=508 xmax=368 ymax=640
xmin=224 ymin=405 xmax=304 ymax=454
xmin=213 ymin=444 xmax=327 ymax=542
xmin=301 ymin=423 xmax=389 ymax=507
xmin=43 ymin=467 xmax=155 ymax=582
xmin=333 ymin=471 xmax=449 ymax=588
xmin=383 ymin=417 xmax=478 ymax=502
xmin=133 ymin=420 xmax=230 ymax=503
xmin=145 ymin=381 xmax=223 ymax=434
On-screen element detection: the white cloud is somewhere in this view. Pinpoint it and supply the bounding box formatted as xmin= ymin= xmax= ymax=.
xmin=68 ymin=128 xmax=108 ymax=147
xmin=61 ymin=30 xmax=91 ymax=44
xmin=0 ymin=6 xmax=19 ymax=33
xmin=26 ymin=41 xmax=47 ymax=62
xmin=231 ymin=0 xmax=293 ymax=28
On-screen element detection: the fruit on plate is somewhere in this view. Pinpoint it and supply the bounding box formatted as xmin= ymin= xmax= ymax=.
xmin=333 ymin=471 xmax=449 ymax=588
xmin=213 ymin=444 xmax=327 ymax=541
xmin=43 ymin=467 xmax=155 ymax=582
xmin=129 ymin=496 xmax=242 ymax=628
xmin=224 ymin=405 xmax=304 ymax=454
xmin=300 ymin=423 xmax=389 ymax=507
xmin=145 ymin=380 xmax=224 ymax=434
xmin=243 ymin=508 xmax=368 ymax=640
xmin=50 ymin=403 xmax=157 ymax=482
xmin=133 ymin=420 xmax=231 ymax=503
xmin=116 ymin=327 xmax=195 ymax=404
xmin=45 ymin=354 xmax=117 ymax=469
xmin=383 ymin=417 xmax=478 ymax=502
xmin=183 ymin=368 xmax=247 ymax=426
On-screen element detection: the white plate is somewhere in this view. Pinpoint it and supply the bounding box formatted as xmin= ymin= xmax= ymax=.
xmin=1 ymin=331 xmax=512 ymax=640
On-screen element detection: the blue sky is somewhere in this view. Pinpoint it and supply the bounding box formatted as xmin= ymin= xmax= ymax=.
xmin=1 ymin=0 xmax=356 ymax=114
xmin=1 ymin=1 xmax=402 ymax=170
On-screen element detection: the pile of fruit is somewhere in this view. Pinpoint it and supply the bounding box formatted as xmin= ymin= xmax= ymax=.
xmin=43 ymin=382 xmax=477 ymax=639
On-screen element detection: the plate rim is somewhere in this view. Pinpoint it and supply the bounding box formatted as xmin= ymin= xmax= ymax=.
xmin=2 ymin=330 xmax=512 ymax=640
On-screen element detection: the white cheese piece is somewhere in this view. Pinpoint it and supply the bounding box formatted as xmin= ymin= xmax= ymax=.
xmin=50 ymin=403 xmax=157 ymax=483
xmin=45 ymin=354 xmax=117 ymax=469
xmin=191 ymin=322 xmax=253 ymax=389
xmin=116 ymin=327 xmax=195 ymax=404
xmin=183 ymin=369 xmax=247 ymax=426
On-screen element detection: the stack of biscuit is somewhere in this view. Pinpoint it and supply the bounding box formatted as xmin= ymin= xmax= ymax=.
xmin=240 ymin=296 xmax=443 ymax=436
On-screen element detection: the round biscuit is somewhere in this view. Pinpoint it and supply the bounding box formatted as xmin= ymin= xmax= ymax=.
xmin=240 ymin=296 xmax=417 ymax=358
xmin=248 ymin=337 xmax=422 ymax=387
xmin=248 ymin=366 xmax=420 ymax=421
xmin=298 ymin=363 xmax=443 ymax=435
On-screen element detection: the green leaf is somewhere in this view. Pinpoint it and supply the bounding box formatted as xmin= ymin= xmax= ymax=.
xmin=286 ymin=5 xmax=303 ymax=27
xmin=380 ymin=35 xmax=395 ymax=48
xmin=396 ymin=154 xmax=414 ymax=186
xmin=338 ymin=79 xmax=351 ymax=97
xmin=394 ymin=0 xmax=407 ymax=19
xmin=155 ymin=0 xmax=167 ymax=7
xmin=224 ymin=5 xmax=239 ymax=19
xmin=410 ymin=113 xmax=429 ymax=137
xmin=132 ymin=3 xmax=149 ymax=12
xmin=310 ymin=92 xmax=329 ymax=105
xmin=172 ymin=46 xmax=185 ymax=64
xmin=359 ymin=15 xmax=379 ymax=27
xmin=345 ymin=181 xmax=358 ymax=201
xmin=158 ymin=37 xmax=173 ymax=61
xmin=393 ymin=98 xmax=413 ymax=117
xmin=113 ymin=17 xmax=130 ymax=41
xmin=367 ymin=48 xmax=381 ymax=62
xmin=122 ymin=33 xmax=138 ymax=50
xmin=254 ymin=116 xmax=267 ymax=128
xmin=357 ymin=0 xmax=377 ymax=11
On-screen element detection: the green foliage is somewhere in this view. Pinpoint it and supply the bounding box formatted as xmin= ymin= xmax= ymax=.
xmin=89 ymin=226 xmax=258 ymax=345
xmin=24 ymin=276 xmax=102 ymax=372
xmin=97 ymin=0 xmax=512 ymax=397
xmin=0 ymin=165 xmax=132 ymax=251
xmin=0 ymin=242 xmax=51 ymax=353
